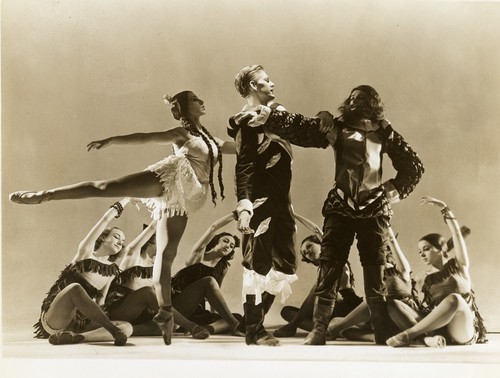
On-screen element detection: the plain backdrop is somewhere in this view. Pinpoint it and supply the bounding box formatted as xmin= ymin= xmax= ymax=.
xmin=2 ymin=0 xmax=500 ymax=337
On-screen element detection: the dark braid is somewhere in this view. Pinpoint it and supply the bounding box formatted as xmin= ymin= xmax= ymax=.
xmin=200 ymin=125 xmax=225 ymax=201
xmin=182 ymin=119 xmax=223 ymax=205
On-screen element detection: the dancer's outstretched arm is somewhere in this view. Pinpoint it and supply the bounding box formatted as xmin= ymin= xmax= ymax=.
xmin=119 ymin=220 xmax=157 ymax=271
xmin=185 ymin=213 xmax=235 ymax=266
xmin=87 ymin=127 xmax=188 ymax=150
xmin=387 ymin=225 xmax=411 ymax=282
xmin=293 ymin=211 xmax=324 ymax=241
xmin=73 ymin=198 xmax=130 ymax=263
xmin=420 ymin=196 xmax=470 ymax=270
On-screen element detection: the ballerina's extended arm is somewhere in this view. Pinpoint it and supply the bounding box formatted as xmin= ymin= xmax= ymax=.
xmin=119 ymin=220 xmax=157 ymax=271
xmin=86 ymin=127 xmax=188 ymax=151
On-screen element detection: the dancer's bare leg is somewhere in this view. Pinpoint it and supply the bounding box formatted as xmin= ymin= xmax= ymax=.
xmin=327 ymin=301 xmax=371 ymax=340
xmin=387 ymin=299 xmax=421 ymax=330
xmin=387 ymin=294 xmax=474 ymax=347
xmin=109 ymin=286 xmax=159 ymax=322
xmin=81 ymin=321 xmax=133 ymax=342
xmin=10 ymin=171 xmax=164 ymax=203
xmin=152 ymin=214 xmax=188 ymax=345
xmin=46 ymin=283 xmax=129 ymax=345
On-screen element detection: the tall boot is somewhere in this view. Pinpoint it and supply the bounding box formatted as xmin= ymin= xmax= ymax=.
xmin=303 ymin=298 xmax=334 ymax=345
xmin=362 ymin=264 xmax=399 ymax=345
xmin=366 ymin=296 xmax=400 ymax=345
xmin=303 ymin=260 xmax=342 ymax=345
xmin=244 ymin=295 xmax=280 ymax=346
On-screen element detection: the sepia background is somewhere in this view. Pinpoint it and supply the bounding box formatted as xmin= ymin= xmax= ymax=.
xmin=2 ymin=0 xmax=500 ymax=341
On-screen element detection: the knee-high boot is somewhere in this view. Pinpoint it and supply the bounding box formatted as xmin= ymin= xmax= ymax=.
xmin=366 ymin=296 xmax=400 ymax=345
xmin=303 ymin=297 xmax=334 ymax=345
xmin=303 ymin=260 xmax=342 ymax=345
xmin=363 ymin=265 xmax=400 ymax=345
xmin=244 ymin=295 xmax=280 ymax=346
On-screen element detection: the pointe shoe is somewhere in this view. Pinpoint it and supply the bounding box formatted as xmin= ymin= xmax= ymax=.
xmin=191 ymin=325 xmax=210 ymax=340
xmin=423 ymin=335 xmax=446 ymax=348
xmin=153 ymin=308 xmax=174 ymax=345
xmin=48 ymin=331 xmax=84 ymax=345
xmin=386 ymin=331 xmax=411 ymax=347
xmin=273 ymin=323 xmax=297 ymax=338
xmin=9 ymin=190 xmax=52 ymax=205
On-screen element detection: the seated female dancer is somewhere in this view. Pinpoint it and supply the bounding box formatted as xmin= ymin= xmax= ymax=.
xmin=386 ymin=196 xmax=487 ymax=347
xmin=33 ymin=198 xmax=133 ymax=345
xmin=325 ymin=224 xmax=420 ymax=342
xmin=10 ymin=90 xmax=235 ymax=345
xmin=105 ymin=221 xmax=211 ymax=339
xmin=273 ymin=212 xmax=363 ymax=338
xmin=170 ymin=212 xmax=244 ymax=336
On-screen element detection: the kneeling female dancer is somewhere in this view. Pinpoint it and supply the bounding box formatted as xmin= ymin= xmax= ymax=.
xmin=10 ymin=90 xmax=235 ymax=345
xmin=33 ymin=198 xmax=133 ymax=345
xmin=386 ymin=196 xmax=487 ymax=347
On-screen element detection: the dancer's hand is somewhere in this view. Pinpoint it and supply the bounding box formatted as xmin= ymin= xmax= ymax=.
xmin=237 ymin=211 xmax=254 ymax=234
xmin=420 ymin=196 xmax=447 ymax=209
xmin=316 ymin=111 xmax=334 ymax=133
xmin=234 ymin=105 xmax=271 ymax=127
xmin=129 ymin=198 xmax=143 ymax=210
xmin=378 ymin=118 xmax=391 ymax=129
xmin=87 ymin=138 xmax=112 ymax=151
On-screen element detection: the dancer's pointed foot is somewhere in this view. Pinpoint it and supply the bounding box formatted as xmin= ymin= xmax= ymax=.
xmin=423 ymin=335 xmax=446 ymax=348
xmin=325 ymin=318 xmax=342 ymax=341
xmin=111 ymin=329 xmax=128 ymax=346
xmin=153 ymin=307 xmax=174 ymax=345
xmin=9 ymin=190 xmax=52 ymax=205
xmin=191 ymin=325 xmax=210 ymax=340
xmin=254 ymin=332 xmax=280 ymax=346
xmin=273 ymin=323 xmax=297 ymax=338
xmin=48 ymin=331 xmax=84 ymax=345
xmin=386 ymin=331 xmax=411 ymax=347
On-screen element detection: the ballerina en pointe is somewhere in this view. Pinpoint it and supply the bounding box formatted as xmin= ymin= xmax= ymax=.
xmin=153 ymin=307 xmax=175 ymax=345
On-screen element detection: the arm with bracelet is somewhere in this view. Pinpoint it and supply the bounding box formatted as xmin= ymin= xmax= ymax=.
xmin=419 ymin=196 xmax=470 ymax=270
xmin=73 ymin=198 xmax=130 ymax=263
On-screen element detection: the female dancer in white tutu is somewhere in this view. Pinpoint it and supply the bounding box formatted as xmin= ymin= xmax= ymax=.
xmin=10 ymin=90 xmax=235 ymax=345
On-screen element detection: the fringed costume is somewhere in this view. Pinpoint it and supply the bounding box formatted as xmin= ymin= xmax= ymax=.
xmin=34 ymin=258 xmax=119 ymax=338
xmin=421 ymin=258 xmax=487 ymax=344
xmin=105 ymin=265 xmax=156 ymax=325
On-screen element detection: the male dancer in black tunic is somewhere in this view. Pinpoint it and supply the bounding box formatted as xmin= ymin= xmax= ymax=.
xmin=228 ymin=65 xmax=320 ymax=346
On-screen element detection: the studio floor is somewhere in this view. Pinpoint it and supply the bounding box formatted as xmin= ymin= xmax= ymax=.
xmin=2 ymin=325 xmax=500 ymax=378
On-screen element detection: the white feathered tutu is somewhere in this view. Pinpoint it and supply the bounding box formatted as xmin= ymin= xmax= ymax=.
xmin=142 ymin=137 xmax=215 ymax=219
